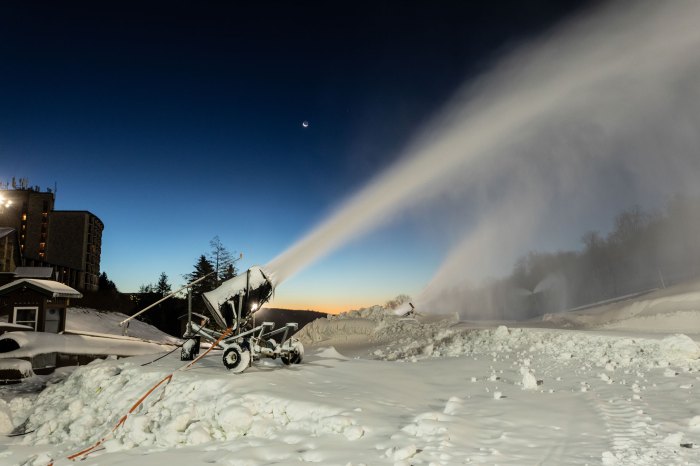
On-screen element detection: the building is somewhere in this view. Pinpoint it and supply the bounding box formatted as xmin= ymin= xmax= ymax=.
xmin=0 ymin=179 xmax=103 ymax=291
xmin=0 ymin=228 xmax=20 ymax=273
xmin=47 ymin=211 xmax=103 ymax=290
xmin=0 ymin=278 xmax=82 ymax=333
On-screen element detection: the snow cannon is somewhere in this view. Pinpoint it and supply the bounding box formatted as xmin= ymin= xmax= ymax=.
xmin=182 ymin=265 xmax=304 ymax=373
xmin=201 ymin=265 xmax=274 ymax=330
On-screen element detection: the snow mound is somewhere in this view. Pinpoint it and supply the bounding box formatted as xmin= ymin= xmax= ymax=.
xmin=0 ymin=399 xmax=13 ymax=434
xmin=20 ymin=359 xmax=365 ymax=453
xmin=296 ymin=305 xmax=458 ymax=349
xmin=373 ymin=324 xmax=699 ymax=369
xmin=658 ymin=334 xmax=700 ymax=360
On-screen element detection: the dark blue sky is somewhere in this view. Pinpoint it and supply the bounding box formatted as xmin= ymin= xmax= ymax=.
xmin=0 ymin=0 xmax=594 ymax=311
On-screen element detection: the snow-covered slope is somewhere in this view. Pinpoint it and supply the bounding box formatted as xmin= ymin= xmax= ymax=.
xmin=537 ymin=279 xmax=700 ymax=335
xmin=1 ymin=287 xmax=699 ymax=465
xmin=66 ymin=308 xmax=181 ymax=345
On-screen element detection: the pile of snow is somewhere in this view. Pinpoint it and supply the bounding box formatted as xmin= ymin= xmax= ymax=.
xmin=0 ymin=399 xmax=13 ymax=434
xmin=296 ymin=305 xmax=458 ymax=346
xmin=371 ymin=323 xmax=700 ymax=369
xmin=18 ymin=359 xmax=365 ymax=458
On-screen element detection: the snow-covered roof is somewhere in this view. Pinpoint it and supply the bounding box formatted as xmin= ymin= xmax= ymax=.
xmin=0 ymin=227 xmax=15 ymax=240
xmin=14 ymin=267 xmax=54 ymax=279
xmin=0 ymin=279 xmax=83 ymax=299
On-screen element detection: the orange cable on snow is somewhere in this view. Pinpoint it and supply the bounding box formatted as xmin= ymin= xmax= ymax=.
xmin=48 ymin=327 xmax=233 ymax=465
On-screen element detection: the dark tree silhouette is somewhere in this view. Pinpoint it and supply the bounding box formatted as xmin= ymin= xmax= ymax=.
xmin=155 ymin=272 xmax=172 ymax=297
xmin=98 ymin=272 xmax=117 ymax=292
xmin=184 ymin=255 xmax=217 ymax=311
xmin=208 ymin=236 xmax=241 ymax=285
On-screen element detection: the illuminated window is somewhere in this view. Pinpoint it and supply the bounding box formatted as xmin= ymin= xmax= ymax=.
xmin=21 ymin=213 xmax=27 ymax=221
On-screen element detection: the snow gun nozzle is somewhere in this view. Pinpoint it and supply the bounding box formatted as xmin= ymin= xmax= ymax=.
xmin=201 ymin=265 xmax=275 ymax=329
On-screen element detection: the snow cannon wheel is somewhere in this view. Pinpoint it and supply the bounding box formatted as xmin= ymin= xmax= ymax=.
xmin=281 ymin=340 xmax=304 ymax=365
xmin=222 ymin=344 xmax=250 ymax=373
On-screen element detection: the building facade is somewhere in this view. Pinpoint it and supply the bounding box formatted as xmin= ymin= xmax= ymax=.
xmin=0 ymin=228 xmax=20 ymax=273
xmin=0 ymin=181 xmax=103 ymax=291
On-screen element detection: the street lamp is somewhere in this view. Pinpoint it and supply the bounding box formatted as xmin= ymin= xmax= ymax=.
xmin=0 ymin=194 xmax=11 ymax=214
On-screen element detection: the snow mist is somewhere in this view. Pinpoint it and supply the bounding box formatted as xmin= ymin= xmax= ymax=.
xmin=267 ymin=0 xmax=700 ymax=315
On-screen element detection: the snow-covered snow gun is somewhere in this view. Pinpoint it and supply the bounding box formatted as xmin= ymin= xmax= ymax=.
xmin=181 ymin=265 xmax=304 ymax=373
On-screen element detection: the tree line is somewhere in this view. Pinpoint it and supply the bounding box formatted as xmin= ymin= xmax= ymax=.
xmin=443 ymin=195 xmax=700 ymax=319
xmin=94 ymin=235 xmax=241 ymax=335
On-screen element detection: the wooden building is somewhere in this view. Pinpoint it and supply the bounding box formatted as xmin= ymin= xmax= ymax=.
xmin=0 ymin=279 xmax=82 ymax=333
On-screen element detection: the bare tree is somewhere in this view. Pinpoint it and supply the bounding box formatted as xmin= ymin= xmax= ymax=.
xmin=208 ymin=236 xmax=241 ymax=285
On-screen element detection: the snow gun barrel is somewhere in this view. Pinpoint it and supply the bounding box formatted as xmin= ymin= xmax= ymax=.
xmin=201 ymin=265 xmax=274 ymax=329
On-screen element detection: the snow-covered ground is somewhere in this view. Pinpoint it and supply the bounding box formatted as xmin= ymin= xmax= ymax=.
xmin=65 ymin=308 xmax=181 ymax=345
xmin=1 ymin=283 xmax=700 ymax=465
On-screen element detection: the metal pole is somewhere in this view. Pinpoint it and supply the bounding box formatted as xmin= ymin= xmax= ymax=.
xmin=120 ymin=272 xmax=214 ymax=331
xmin=186 ymin=287 xmax=193 ymax=336
xmin=236 ymin=294 xmax=242 ymax=335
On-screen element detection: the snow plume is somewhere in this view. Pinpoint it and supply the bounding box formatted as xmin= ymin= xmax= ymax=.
xmin=267 ymin=0 xmax=700 ymax=311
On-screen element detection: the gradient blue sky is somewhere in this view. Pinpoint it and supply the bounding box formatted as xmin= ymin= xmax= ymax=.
xmin=0 ymin=0 xmax=592 ymax=312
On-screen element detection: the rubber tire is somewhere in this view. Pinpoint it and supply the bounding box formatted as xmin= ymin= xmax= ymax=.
xmin=281 ymin=340 xmax=304 ymax=365
xmin=222 ymin=344 xmax=251 ymax=373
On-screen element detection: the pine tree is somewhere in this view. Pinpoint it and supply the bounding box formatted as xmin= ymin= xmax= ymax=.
xmin=98 ymin=272 xmax=118 ymax=292
xmin=220 ymin=263 xmax=237 ymax=281
xmin=155 ymin=272 xmax=172 ymax=297
xmin=138 ymin=283 xmax=154 ymax=293
xmin=184 ymin=255 xmax=217 ymax=301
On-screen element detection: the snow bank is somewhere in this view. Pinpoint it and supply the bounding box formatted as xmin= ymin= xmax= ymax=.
xmin=372 ymin=322 xmax=700 ymax=370
xmin=20 ymin=359 xmax=365 ymax=455
xmin=0 ymin=358 xmax=33 ymax=377
xmin=0 ymin=332 xmax=175 ymax=359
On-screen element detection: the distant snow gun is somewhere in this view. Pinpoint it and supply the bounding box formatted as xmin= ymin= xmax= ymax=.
xmin=181 ymin=265 xmax=304 ymax=373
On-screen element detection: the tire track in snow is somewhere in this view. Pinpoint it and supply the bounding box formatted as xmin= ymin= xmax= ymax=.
xmin=592 ymin=390 xmax=666 ymax=465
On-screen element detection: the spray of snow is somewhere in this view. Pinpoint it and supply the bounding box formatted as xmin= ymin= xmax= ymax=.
xmin=266 ymin=0 xmax=700 ymax=316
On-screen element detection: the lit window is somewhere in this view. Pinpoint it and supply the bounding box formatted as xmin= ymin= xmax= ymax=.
xmin=21 ymin=213 xmax=27 ymax=221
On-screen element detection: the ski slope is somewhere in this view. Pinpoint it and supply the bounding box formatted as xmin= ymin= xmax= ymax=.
xmin=1 ymin=284 xmax=699 ymax=465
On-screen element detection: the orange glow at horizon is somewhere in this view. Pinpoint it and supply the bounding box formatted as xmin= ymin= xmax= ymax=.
xmin=269 ymin=297 xmax=378 ymax=315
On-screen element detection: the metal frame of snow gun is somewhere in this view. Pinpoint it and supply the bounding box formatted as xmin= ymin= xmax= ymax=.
xmin=180 ymin=266 xmax=304 ymax=373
